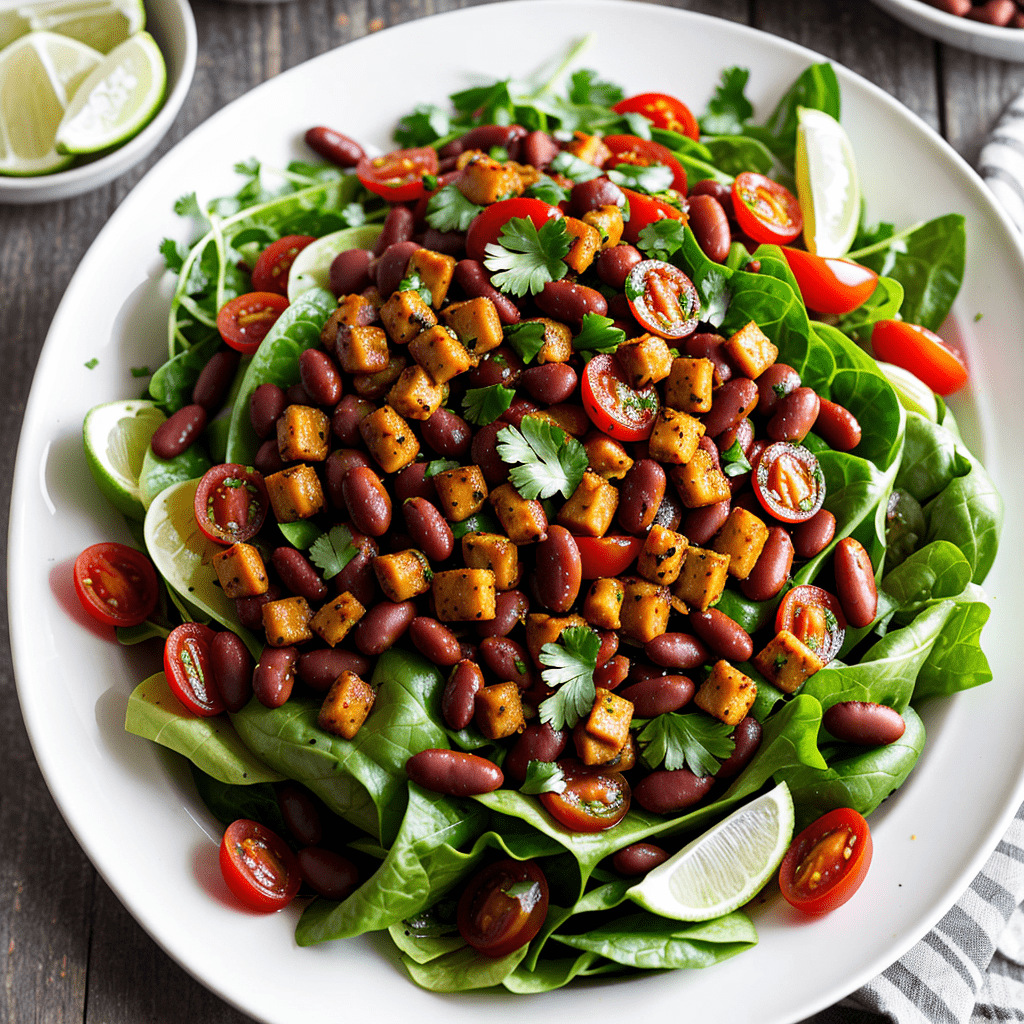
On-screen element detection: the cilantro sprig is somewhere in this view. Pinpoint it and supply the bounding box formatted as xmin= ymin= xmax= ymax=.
xmin=308 ymin=525 xmax=359 ymax=580
xmin=496 ymin=417 xmax=588 ymax=500
xmin=484 ymin=217 xmax=571 ymax=297
xmin=606 ymin=162 xmax=675 ymax=195
xmin=637 ymin=712 xmax=736 ymax=776
xmin=572 ymin=313 xmax=625 ymax=354
xmin=637 ymin=219 xmax=688 ymax=262
xmin=721 ymin=439 xmax=753 ymax=477
xmin=503 ymin=321 xmax=547 ymax=365
xmin=538 ymin=626 xmax=601 ymax=731
xmin=519 ymin=760 xmax=567 ymax=795
xmin=548 ymin=151 xmax=603 ymax=183
xmin=425 ymin=184 xmax=484 ymax=233
xmin=462 ymin=384 xmax=516 ymax=426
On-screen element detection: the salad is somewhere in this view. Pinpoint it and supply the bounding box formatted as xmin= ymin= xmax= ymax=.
xmin=75 ymin=49 xmax=1002 ymax=993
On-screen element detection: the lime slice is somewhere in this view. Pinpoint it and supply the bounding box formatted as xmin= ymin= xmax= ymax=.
xmin=628 ymin=782 xmax=794 ymax=921
xmin=0 ymin=30 xmax=101 ymax=176
xmin=795 ymin=107 xmax=861 ymax=258
xmin=54 ymin=30 xmax=165 ymax=155
xmin=876 ymin=361 xmax=939 ymax=422
xmin=2 ymin=0 xmax=144 ymax=53
xmin=286 ymin=224 xmax=383 ymax=302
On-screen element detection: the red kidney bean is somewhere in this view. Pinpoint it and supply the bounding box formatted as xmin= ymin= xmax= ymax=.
xmin=373 ymin=205 xmax=415 ymax=257
xmin=628 ymin=661 xmax=668 ymax=685
xmin=192 ymin=349 xmax=240 ymax=412
xmin=644 ymin=632 xmax=710 ymax=671
xmin=681 ymin=498 xmax=731 ymax=546
xmin=533 ymin=527 xmax=582 ymax=613
xmin=823 ymin=701 xmax=906 ymax=745
xmin=479 ymin=636 xmax=534 ymax=689
xmin=689 ymin=178 xmax=734 ymax=218
xmin=331 ymin=394 xmax=373 ymax=446
xmin=755 ymin=363 xmax=801 ymax=418
xmin=437 ymin=138 xmax=464 ymax=159
xmin=500 ymin=397 xmax=540 ymax=430
xmin=612 ymin=842 xmax=670 ymax=877
xmin=421 ymin=229 xmax=465 ymax=259
xmin=409 ymin=616 xmax=462 ymax=666
xmin=209 ymin=631 xmax=253 ymax=712
xmin=834 ymin=537 xmax=878 ymax=628
xmin=325 ymin=449 xmax=372 ymax=510
xmin=458 ymin=123 xmax=527 ymax=154
xmin=441 ymin=660 xmax=485 ymax=730
xmin=595 ymin=246 xmax=644 ymax=294
xmin=454 ymin=260 xmax=520 ymax=324
xmin=298 ymin=349 xmax=343 ymax=407
xmin=503 ymin=723 xmax=567 ymax=782
xmin=702 ymin=378 xmax=759 ymax=439
xmin=792 ymin=509 xmax=836 ymax=560
xmin=234 ymin=584 xmax=280 ymax=631
xmin=277 ymin=782 xmax=322 ymax=846
xmin=395 ymin=463 xmax=435 ymax=504
xmin=421 ymin=406 xmax=472 ymax=459
xmin=967 ymin=0 xmax=1016 ymax=24
xmin=249 ymin=382 xmax=287 ymax=439
xmin=407 ymin=748 xmax=503 ymax=796
xmin=296 ymin=647 xmax=372 ymax=691
xmin=716 ymin=417 xmax=754 ymax=458
xmin=253 ymin=646 xmax=297 ymax=708
xmin=476 ymin=589 xmax=529 ymax=638
xmin=402 ymin=496 xmax=454 ymax=562
xmin=687 ymin=194 xmax=731 ymax=264
xmin=635 ymin=769 xmax=715 ymax=815
xmin=342 ymin=466 xmax=392 ymax=537
xmin=286 ymin=382 xmax=315 ymax=407
xmin=354 ymin=600 xmax=416 ymax=655
xmin=596 ymin=630 xmax=619 ymax=667
xmin=521 ymin=363 xmax=578 ymax=405
xmin=688 ymin=609 xmax=753 ymax=662
xmin=682 ymin=332 xmax=735 ymax=386
xmin=272 ymin=547 xmax=327 ymax=603
xmin=471 ymin=420 xmax=509 ymax=485
xmin=535 ymin=279 xmax=608 ymax=326
xmin=304 ymin=126 xmax=364 ymax=167
xmin=741 ymin=527 xmax=794 ymax=601
xmin=927 ymin=0 xmax=972 ymax=13
xmin=768 ymin=386 xmax=820 ymax=443
xmin=715 ymin=717 xmax=762 ymax=778
xmin=459 ymin=641 xmax=478 ymax=662
xmin=620 ymin=675 xmax=695 ymax=717
xmin=468 ymin=346 xmax=523 ymax=389
xmin=296 ymin=847 xmax=359 ymax=900
xmin=595 ymin=654 xmax=630 ymax=690
xmin=570 ymin=177 xmax=626 ymax=216
xmin=375 ymin=240 xmax=422 ymax=299
xmin=521 ymin=130 xmax=560 ymax=169
xmin=652 ymin=490 xmax=683 ymax=532
xmin=329 ymin=248 xmax=372 ymax=296
xmin=151 ymin=404 xmax=206 ymax=459
xmin=815 ymin=398 xmax=862 ymax=451
xmin=617 ymin=459 xmax=667 ymax=535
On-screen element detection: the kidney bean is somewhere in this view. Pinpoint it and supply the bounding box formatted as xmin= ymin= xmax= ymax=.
xmin=683 ymin=332 xmax=734 ymax=386
xmin=209 ymin=631 xmax=253 ymax=712
xmin=459 ymin=641 xmax=478 ymax=662
xmin=373 ymin=205 xmax=415 ymax=257
xmin=535 ymin=279 xmax=608 ymax=327
xmin=644 ymin=632 xmax=710 ymax=671
xmin=151 ymin=404 xmax=206 ymax=459
xmin=628 ymin=661 xmax=668 ymax=685
xmin=271 ymin=547 xmax=327 ymax=603
xmin=595 ymin=654 xmax=630 ymax=690
xmin=501 ymin=397 xmax=540 ymax=430
xmin=834 ymin=537 xmax=878 ymax=628
xmin=689 ymin=178 xmax=734 ymax=218
xmin=437 ymin=138 xmax=464 ymax=160
xmin=421 ymin=406 xmax=472 ymax=459
xmin=192 ymin=349 xmax=240 ymax=412
xmin=342 ymin=466 xmax=392 ymax=537
xmin=297 ymin=349 xmax=342 ymax=407
xmin=286 ymin=382 xmax=315 ymax=408
xmin=394 ymin=463 xmax=434 ymax=504
xmin=741 ymin=527 xmax=794 ymax=601
xmin=521 ymin=363 xmax=578 ymax=405
xmin=454 ymin=260 xmax=520 ymax=324
xmin=276 ymin=782 xmax=322 ymax=846
xmin=253 ymin=646 xmax=297 ymax=708
xmin=596 ymin=630 xmax=619 ymax=667
xmin=617 ymin=459 xmax=667 ymax=535
xmin=235 ymin=584 xmax=280 ymax=631
xmin=768 ymin=386 xmax=820 ymax=443
xmin=681 ymin=498 xmax=731 ymax=546
xmin=375 ymin=240 xmax=422 ymax=299
xmin=296 ymin=647 xmax=372 ymax=691
xmin=476 ymin=589 xmax=530 ymax=638
xmin=823 ymin=701 xmax=906 ymax=745
xmin=324 ymin=449 xmax=370 ymax=510
xmin=409 ymin=616 xmax=462 ymax=666
xmin=651 ymin=490 xmax=683 ymax=533
xmin=715 ymin=717 xmax=762 ymax=778
xmin=521 ymin=130 xmax=560 ymax=169
xmin=533 ymin=527 xmax=582 ymax=613
xmin=329 ymin=248 xmax=372 ymax=296
xmin=612 ymin=842 xmax=670 ymax=877
xmin=249 ymin=382 xmax=287 ymax=440
xmin=421 ymin=229 xmax=465 ymax=259
xmin=297 ymin=847 xmax=359 ymax=900
xmin=688 ymin=609 xmax=753 ymax=662
xmin=468 ymin=346 xmax=522 ymax=389
xmin=635 ymin=769 xmax=715 ymax=815
xmin=471 ymin=420 xmax=509 ymax=485
xmin=687 ymin=194 xmax=731 ymax=264
xmin=570 ymin=177 xmax=625 ymax=216
xmin=460 ymin=123 xmax=527 ymax=154
xmin=792 ymin=509 xmax=836 ymax=560
xmin=331 ymin=394 xmax=373 ymax=446
xmin=716 ymin=417 xmax=754 ymax=458
xmin=407 ymin=749 xmax=503 ymax=796
xmin=305 ymin=126 xmax=364 ymax=167
xmin=755 ymin=363 xmax=801 ymax=418
xmin=479 ymin=636 xmax=534 ymax=689
xmin=329 ymin=530 xmax=377 ymax=608
xmin=815 ymin=398 xmax=862 ymax=451
xmin=967 ymin=0 xmax=1016 ymax=24
xmin=402 ymin=496 xmax=454 ymax=562
xmin=620 ymin=675 xmax=695 ymax=717
xmin=441 ymin=659 xmax=485 ymax=730
xmin=354 ymin=600 xmax=416 ymax=655
xmin=503 ymin=723 xmax=568 ymax=782
xmin=702 ymin=378 xmax=759 ymax=439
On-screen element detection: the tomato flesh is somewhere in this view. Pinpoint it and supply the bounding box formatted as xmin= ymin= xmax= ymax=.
xmin=217 ymin=292 xmax=290 ymax=355
xmin=619 ymin=187 xmax=686 ymax=246
xmin=582 ymin=353 xmax=660 ymax=441
xmin=613 ymin=92 xmax=700 ymax=140
xmin=465 ymin=197 xmax=563 ymax=263
xmin=194 ymin=463 xmax=270 ymax=545
xmin=871 ymin=319 xmax=968 ymax=396
xmin=575 ymin=536 xmax=644 ymax=579
xmin=540 ymin=760 xmax=630 ymax=832
xmin=603 ymin=135 xmax=688 ymax=195
xmin=219 ymin=819 xmax=301 ymax=912
xmin=164 ymin=622 xmax=223 ymax=716
xmin=356 ymin=145 xmax=438 ymax=203
xmin=732 ymin=172 xmax=803 ymax=245
xmin=251 ymin=235 xmax=316 ymax=295
xmin=625 ymin=259 xmax=699 ymax=340
xmin=780 ymin=248 xmax=878 ymax=315
xmin=753 ymin=443 xmax=826 ymax=523
xmin=73 ymin=542 xmax=159 ymax=628
xmin=457 ymin=859 xmax=549 ymax=957
xmin=776 ymin=585 xmax=846 ymax=664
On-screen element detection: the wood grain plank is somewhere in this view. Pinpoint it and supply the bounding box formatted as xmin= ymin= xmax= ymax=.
xmin=941 ymin=49 xmax=1024 ymax=165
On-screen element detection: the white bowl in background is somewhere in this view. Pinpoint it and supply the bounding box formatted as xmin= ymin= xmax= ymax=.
xmin=870 ymin=0 xmax=1024 ymax=61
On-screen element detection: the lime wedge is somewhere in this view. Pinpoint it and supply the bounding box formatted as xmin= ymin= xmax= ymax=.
xmin=0 ymin=30 xmax=101 ymax=176
xmin=287 ymin=224 xmax=383 ymax=302
xmin=627 ymin=782 xmax=794 ymax=921
xmin=795 ymin=107 xmax=861 ymax=257
xmin=54 ymin=30 xmax=165 ymax=155
xmin=2 ymin=0 xmax=144 ymax=53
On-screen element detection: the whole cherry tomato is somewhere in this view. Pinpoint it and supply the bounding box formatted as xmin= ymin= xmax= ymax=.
xmin=780 ymin=248 xmax=878 ymax=315
xmin=753 ymin=443 xmax=826 ymax=524
xmin=219 ymin=819 xmax=301 ymax=912
xmin=355 ymin=145 xmax=438 ymax=203
xmin=73 ymin=542 xmax=159 ymax=628
xmin=582 ymin=353 xmax=660 ymax=441
xmin=613 ymin=92 xmax=700 ymax=140
xmin=457 ymin=859 xmax=549 ymax=957
xmin=603 ymin=135 xmax=688 ymax=195
xmin=575 ymin=536 xmax=645 ymax=579
xmin=539 ymin=759 xmax=631 ymax=832
xmin=732 ymin=172 xmax=803 ymax=245
xmin=625 ymin=259 xmax=699 ymax=340
xmin=251 ymin=235 xmax=316 ymax=295
xmin=465 ymin=197 xmax=563 ymax=262
xmin=871 ymin=319 xmax=968 ymax=396
xmin=619 ymin=186 xmax=686 ymax=245
xmin=776 ymin=585 xmax=847 ymax=664
xmin=164 ymin=623 xmax=224 ymax=716
xmin=193 ymin=463 xmax=270 ymax=545
xmin=216 ymin=292 xmax=290 ymax=355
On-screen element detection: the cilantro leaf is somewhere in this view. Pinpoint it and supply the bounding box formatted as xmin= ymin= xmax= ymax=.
xmin=425 ymin=184 xmax=484 ymax=233
xmin=700 ymin=66 xmax=754 ymax=137
xmin=159 ymin=238 xmax=186 ymax=274
xmin=423 ymin=459 xmax=460 ymax=479
xmin=606 ymin=162 xmax=675 ymax=195
xmin=503 ymin=321 xmax=547 ymax=365
xmin=462 ymin=384 xmax=516 ymax=426
xmin=524 ymin=175 xmax=571 ymax=207
xmin=398 ymin=271 xmax=433 ymax=307
xmin=538 ymin=626 xmax=601 ymax=730
xmin=340 ymin=202 xmax=366 ymax=228
xmin=620 ymin=111 xmax=653 ymax=140
xmin=519 ymin=760 xmax=567 ymax=795
xmin=173 ymin=191 xmax=204 ymax=219
xmin=394 ymin=103 xmax=451 ymax=147
xmin=451 ymin=81 xmax=516 ymax=125
xmin=697 ymin=268 xmax=731 ymax=327
xmin=484 ymin=217 xmax=570 ymax=297
xmin=572 ymin=313 xmax=625 ymax=354
xmin=496 ymin=417 xmax=588 ymax=500
xmin=721 ymin=439 xmax=752 ymax=477
xmin=637 ymin=712 xmax=736 ymax=776
xmin=569 ymin=68 xmax=624 ymax=108
xmin=308 ymin=524 xmax=359 ymax=580
xmin=636 ymin=219 xmax=688 ymax=261
xmin=548 ymin=151 xmax=604 ymax=183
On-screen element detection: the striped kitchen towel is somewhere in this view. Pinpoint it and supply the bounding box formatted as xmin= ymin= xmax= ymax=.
xmin=979 ymin=93 xmax=1024 ymax=234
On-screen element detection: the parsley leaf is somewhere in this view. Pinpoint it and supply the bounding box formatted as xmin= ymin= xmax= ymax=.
xmin=519 ymin=760 xmax=567 ymax=795
xmin=159 ymin=238 xmax=186 ymax=274
xmin=394 ymin=103 xmax=451 ymax=147
xmin=700 ymin=66 xmax=754 ymax=137
xmin=569 ymin=68 xmax=624 ymax=108
xmin=423 ymin=459 xmax=460 ymax=479
xmin=697 ymin=268 xmax=731 ymax=327
xmin=496 ymin=417 xmax=588 ymax=500
xmin=637 ymin=712 xmax=736 ymax=776
xmin=451 ymin=80 xmax=516 ymax=125
xmin=606 ymin=162 xmax=675 ymax=195
xmin=524 ymin=175 xmax=571 ymax=206
xmin=398 ymin=271 xmax=433 ymax=307
xmin=173 ymin=191 xmax=205 ymax=220
xmin=637 ymin=219 xmax=688 ymax=262
xmin=339 ymin=202 xmax=366 ymax=228
xmin=720 ymin=439 xmax=753 ymax=477
xmin=503 ymin=321 xmax=547 ymax=365
xmin=538 ymin=626 xmax=601 ymax=730
xmin=484 ymin=217 xmax=570 ymax=297
xmin=308 ymin=524 xmax=359 ymax=580
xmin=573 ymin=313 xmax=625 ymax=354
xmin=548 ymin=151 xmax=603 ymax=183
xmin=425 ymin=184 xmax=484 ymax=233
xmin=462 ymin=384 xmax=516 ymax=426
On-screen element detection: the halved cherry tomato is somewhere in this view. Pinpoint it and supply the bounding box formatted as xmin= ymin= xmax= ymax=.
xmin=219 ymin=819 xmax=301 ymax=912
xmin=780 ymin=248 xmax=878 ymax=315
xmin=164 ymin=622 xmax=223 ymax=716
xmin=540 ymin=760 xmax=631 ymax=832
xmin=603 ymin=135 xmax=687 ymax=195
xmin=575 ymin=536 xmax=645 ymax=579
xmin=73 ymin=542 xmax=159 ymax=628
xmin=456 ymin=859 xmax=549 ymax=957
xmin=355 ymin=145 xmax=438 ymax=203
xmin=776 ymin=585 xmax=846 ymax=664
xmin=871 ymin=319 xmax=968 ymax=396
xmin=251 ymin=235 xmax=316 ymax=295
xmin=619 ymin=186 xmax=686 ymax=246
xmin=582 ymin=353 xmax=660 ymax=441
xmin=613 ymin=92 xmax=700 ymax=140
xmin=465 ymin=197 xmax=563 ymax=263
xmin=753 ymin=443 xmax=826 ymax=524
xmin=216 ymin=292 xmax=290 ymax=355
xmin=194 ymin=463 xmax=269 ymax=545
xmin=779 ymin=807 xmax=873 ymax=915
xmin=732 ymin=172 xmax=803 ymax=245
xmin=625 ymin=259 xmax=699 ymax=340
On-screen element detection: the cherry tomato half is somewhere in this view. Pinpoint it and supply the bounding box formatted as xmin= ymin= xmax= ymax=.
xmin=613 ymin=92 xmax=700 ymax=140
xmin=540 ymin=760 xmax=631 ymax=832
xmin=193 ymin=463 xmax=270 ymax=545
xmin=753 ymin=443 xmax=826 ymax=524
xmin=582 ymin=352 xmax=660 ymax=441
xmin=780 ymin=248 xmax=878 ymax=316
xmin=251 ymin=235 xmax=316 ymax=295
xmin=575 ymin=536 xmax=645 ymax=579
xmin=164 ymin=622 xmax=224 ymax=716
xmin=465 ymin=197 xmax=563 ymax=263
xmin=732 ymin=172 xmax=803 ymax=245
xmin=620 ymin=186 xmax=686 ymax=246
xmin=219 ymin=819 xmax=301 ymax=912
xmin=217 ymin=292 xmax=290 ymax=355
xmin=776 ymin=585 xmax=846 ymax=664
xmin=625 ymin=259 xmax=699 ymax=340
xmin=355 ymin=145 xmax=438 ymax=203
xmin=73 ymin=542 xmax=159 ymax=628
xmin=779 ymin=807 xmax=873 ymax=915
xmin=603 ymin=135 xmax=688 ymax=195
xmin=871 ymin=319 xmax=968 ymax=396
xmin=456 ymin=859 xmax=549 ymax=957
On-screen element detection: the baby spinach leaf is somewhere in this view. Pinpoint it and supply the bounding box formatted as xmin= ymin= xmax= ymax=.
xmin=148 ymin=334 xmax=221 ymax=413
xmin=833 ymin=276 xmax=904 ymax=341
xmin=896 ymin=411 xmax=971 ymax=502
xmin=881 ymin=541 xmax=973 ymax=622
xmin=913 ymin=585 xmax=992 ymax=700
xmin=189 ymin=764 xmax=288 ymax=834
xmin=137 ymin=444 xmax=212 ymax=512
xmin=402 ymin=941 xmax=530 ymax=992
xmin=702 ymin=135 xmax=774 ymax=176
xmin=503 ymin=952 xmax=609 ymax=993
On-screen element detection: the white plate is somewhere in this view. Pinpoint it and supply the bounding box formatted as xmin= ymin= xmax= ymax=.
xmin=9 ymin=2 xmax=1024 ymax=1021
xmin=869 ymin=0 xmax=1024 ymax=62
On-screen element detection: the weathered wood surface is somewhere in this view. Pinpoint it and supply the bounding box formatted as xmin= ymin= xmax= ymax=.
xmin=0 ymin=1 xmax=1020 ymax=1019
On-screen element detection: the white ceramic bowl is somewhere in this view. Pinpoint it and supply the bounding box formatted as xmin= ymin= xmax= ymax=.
xmin=0 ymin=0 xmax=197 ymax=204
xmin=870 ymin=0 xmax=1024 ymax=61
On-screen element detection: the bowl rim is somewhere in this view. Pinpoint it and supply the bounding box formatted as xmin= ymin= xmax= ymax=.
xmin=873 ymin=0 xmax=1024 ymax=39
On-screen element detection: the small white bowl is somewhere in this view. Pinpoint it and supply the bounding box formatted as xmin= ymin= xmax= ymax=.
xmin=869 ymin=0 xmax=1024 ymax=62
xmin=0 ymin=0 xmax=197 ymax=205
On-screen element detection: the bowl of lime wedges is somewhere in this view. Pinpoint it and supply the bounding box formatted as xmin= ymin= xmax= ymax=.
xmin=0 ymin=0 xmax=196 ymax=203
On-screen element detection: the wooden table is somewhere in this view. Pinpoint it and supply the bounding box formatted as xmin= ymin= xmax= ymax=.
xmin=1 ymin=0 xmax=1020 ymax=1019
